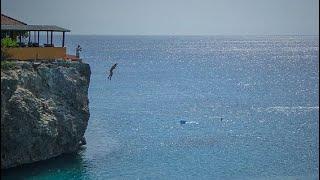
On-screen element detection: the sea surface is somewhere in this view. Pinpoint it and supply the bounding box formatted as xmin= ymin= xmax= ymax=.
xmin=2 ymin=35 xmax=319 ymax=180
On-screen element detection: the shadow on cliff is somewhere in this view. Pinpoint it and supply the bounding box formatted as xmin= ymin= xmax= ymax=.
xmin=1 ymin=148 xmax=88 ymax=179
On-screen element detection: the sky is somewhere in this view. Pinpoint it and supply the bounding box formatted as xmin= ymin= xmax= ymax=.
xmin=1 ymin=0 xmax=319 ymax=35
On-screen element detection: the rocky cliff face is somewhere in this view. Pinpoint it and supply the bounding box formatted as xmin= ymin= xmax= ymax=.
xmin=1 ymin=60 xmax=91 ymax=169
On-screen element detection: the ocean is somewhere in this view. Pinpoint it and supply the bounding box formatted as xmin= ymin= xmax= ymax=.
xmin=1 ymin=35 xmax=319 ymax=179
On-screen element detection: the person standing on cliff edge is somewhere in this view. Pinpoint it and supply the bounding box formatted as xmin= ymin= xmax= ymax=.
xmin=76 ymin=45 xmax=82 ymax=58
xmin=108 ymin=63 xmax=117 ymax=80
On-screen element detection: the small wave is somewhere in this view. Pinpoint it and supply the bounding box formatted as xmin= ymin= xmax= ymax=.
xmin=255 ymin=106 xmax=319 ymax=114
xmin=185 ymin=121 xmax=199 ymax=125
xmin=237 ymin=82 xmax=254 ymax=87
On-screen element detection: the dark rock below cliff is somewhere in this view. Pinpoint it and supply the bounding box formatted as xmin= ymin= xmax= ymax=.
xmin=1 ymin=60 xmax=91 ymax=169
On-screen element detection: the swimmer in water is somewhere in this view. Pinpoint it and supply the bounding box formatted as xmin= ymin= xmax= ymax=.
xmin=180 ymin=120 xmax=187 ymax=124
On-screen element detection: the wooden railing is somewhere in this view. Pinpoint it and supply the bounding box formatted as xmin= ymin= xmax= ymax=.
xmin=4 ymin=47 xmax=66 ymax=60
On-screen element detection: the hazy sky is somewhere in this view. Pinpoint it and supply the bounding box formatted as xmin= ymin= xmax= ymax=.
xmin=1 ymin=0 xmax=319 ymax=35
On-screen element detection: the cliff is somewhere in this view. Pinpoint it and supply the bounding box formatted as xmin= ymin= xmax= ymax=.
xmin=1 ymin=60 xmax=91 ymax=169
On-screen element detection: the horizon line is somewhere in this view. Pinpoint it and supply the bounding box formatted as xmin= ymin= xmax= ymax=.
xmin=67 ymin=33 xmax=319 ymax=36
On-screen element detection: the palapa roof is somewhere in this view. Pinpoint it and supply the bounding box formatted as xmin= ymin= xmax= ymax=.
xmin=1 ymin=14 xmax=27 ymax=25
xmin=1 ymin=14 xmax=70 ymax=32
xmin=1 ymin=24 xmax=70 ymax=32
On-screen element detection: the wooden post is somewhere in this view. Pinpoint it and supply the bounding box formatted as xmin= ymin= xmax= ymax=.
xmin=47 ymin=31 xmax=49 ymax=44
xmin=19 ymin=32 xmax=22 ymax=43
xmin=34 ymin=31 xmax=36 ymax=42
xmin=50 ymin=31 xmax=53 ymax=45
xmin=37 ymin=31 xmax=40 ymax=44
xmin=62 ymin=32 xmax=65 ymax=47
xmin=28 ymin=31 xmax=31 ymax=43
xmin=9 ymin=31 xmax=13 ymax=39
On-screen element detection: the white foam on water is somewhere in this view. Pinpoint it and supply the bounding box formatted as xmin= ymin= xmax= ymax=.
xmin=255 ymin=106 xmax=319 ymax=114
xmin=185 ymin=121 xmax=199 ymax=125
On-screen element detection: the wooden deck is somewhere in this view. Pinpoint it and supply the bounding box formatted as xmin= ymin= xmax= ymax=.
xmin=4 ymin=47 xmax=66 ymax=60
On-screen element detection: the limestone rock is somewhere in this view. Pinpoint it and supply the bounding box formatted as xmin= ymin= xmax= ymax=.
xmin=1 ymin=60 xmax=91 ymax=169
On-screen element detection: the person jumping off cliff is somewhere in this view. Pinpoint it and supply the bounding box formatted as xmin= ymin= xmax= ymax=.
xmin=108 ymin=63 xmax=117 ymax=80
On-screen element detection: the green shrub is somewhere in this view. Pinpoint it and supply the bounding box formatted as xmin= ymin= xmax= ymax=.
xmin=1 ymin=61 xmax=16 ymax=70
xmin=1 ymin=37 xmax=18 ymax=48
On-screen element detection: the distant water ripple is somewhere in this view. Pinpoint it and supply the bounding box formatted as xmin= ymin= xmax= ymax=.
xmin=2 ymin=35 xmax=319 ymax=180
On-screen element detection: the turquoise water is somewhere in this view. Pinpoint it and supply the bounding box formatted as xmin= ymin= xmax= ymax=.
xmin=2 ymin=36 xmax=319 ymax=179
